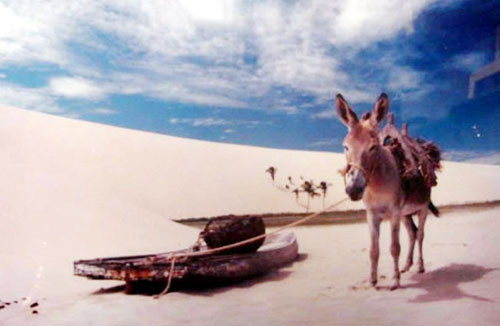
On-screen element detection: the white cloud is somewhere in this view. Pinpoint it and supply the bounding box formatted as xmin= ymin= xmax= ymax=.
xmin=0 ymin=81 xmax=64 ymax=113
xmin=169 ymin=118 xmax=227 ymax=126
xmin=274 ymin=105 xmax=299 ymax=115
xmin=311 ymin=109 xmax=335 ymax=120
xmin=180 ymin=0 xmax=235 ymax=24
xmin=450 ymin=52 xmax=488 ymax=72
xmin=387 ymin=67 xmax=423 ymax=91
xmin=443 ymin=150 xmax=500 ymax=164
xmin=61 ymin=111 xmax=83 ymax=119
xmin=49 ymin=77 xmax=106 ymax=99
xmin=0 ymin=2 xmax=99 ymax=67
xmin=331 ymin=0 xmax=434 ymax=46
xmin=464 ymin=152 xmax=500 ymax=165
xmin=168 ymin=117 xmax=260 ymax=128
xmin=89 ymin=107 xmax=117 ymax=115
xmin=0 ymin=0 xmax=436 ymax=112
xmin=192 ymin=118 xmax=231 ymax=127
xmin=308 ymin=139 xmax=339 ymax=148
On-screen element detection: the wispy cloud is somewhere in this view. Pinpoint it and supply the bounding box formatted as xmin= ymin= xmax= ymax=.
xmin=444 ymin=150 xmax=500 ymax=165
xmin=308 ymin=139 xmax=340 ymax=149
xmin=331 ymin=0 xmax=434 ymax=46
xmin=387 ymin=67 xmax=423 ymax=92
xmin=274 ymin=105 xmax=299 ymax=115
xmin=169 ymin=117 xmax=259 ymax=128
xmin=0 ymin=81 xmax=63 ymax=113
xmin=311 ymin=109 xmax=335 ymax=120
xmin=0 ymin=0 xmax=438 ymax=114
xmin=192 ymin=118 xmax=232 ymax=127
xmin=449 ymin=52 xmax=488 ymax=72
xmin=88 ymin=107 xmax=117 ymax=115
xmin=49 ymin=77 xmax=107 ymax=100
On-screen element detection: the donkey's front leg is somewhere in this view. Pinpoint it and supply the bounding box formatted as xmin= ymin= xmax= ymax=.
xmin=390 ymin=212 xmax=401 ymax=290
xmin=367 ymin=210 xmax=381 ymax=287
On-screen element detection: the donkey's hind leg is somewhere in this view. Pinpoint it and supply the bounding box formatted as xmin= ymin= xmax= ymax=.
xmin=389 ymin=212 xmax=401 ymax=290
xmin=416 ymin=208 xmax=428 ymax=273
xmin=401 ymin=215 xmax=417 ymax=273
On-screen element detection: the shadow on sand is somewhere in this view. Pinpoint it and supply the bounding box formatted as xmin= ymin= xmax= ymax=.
xmin=406 ymin=263 xmax=497 ymax=303
xmin=92 ymin=253 xmax=308 ymax=296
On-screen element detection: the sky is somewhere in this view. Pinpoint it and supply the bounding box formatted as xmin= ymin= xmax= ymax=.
xmin=0 ymin=0 xmax=499 ymax=161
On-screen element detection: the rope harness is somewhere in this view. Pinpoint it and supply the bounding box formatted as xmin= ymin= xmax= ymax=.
xmin=154 ymin=196 xmax=350 ymax=298
xmin=341 ymin=162 xmax=371 ymax=188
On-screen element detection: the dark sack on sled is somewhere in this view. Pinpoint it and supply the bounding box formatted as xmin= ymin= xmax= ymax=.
xmin=200 ymin=216 xmax=266 ymax=255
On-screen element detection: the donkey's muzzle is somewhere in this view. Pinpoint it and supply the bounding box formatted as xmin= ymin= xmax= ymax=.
xmin=345 ymin=167 xmax=366 ymax=201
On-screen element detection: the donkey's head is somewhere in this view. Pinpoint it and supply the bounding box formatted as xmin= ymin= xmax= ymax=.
xmin=336 ymin=93 xmax=389 ymax=201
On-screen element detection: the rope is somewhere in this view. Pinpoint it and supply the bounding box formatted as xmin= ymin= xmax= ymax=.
xmin=347 ymin=162 xmax=368 ymax=178
xmin=179 ymin=197 xmax=348 ymax=258
xmin=153 ymin=257 xmax=177 ymax=299
xmin=153 ymin=196 xmax=350 ymax=297
xmin=342 ymin=161 xmax=372 ymax=189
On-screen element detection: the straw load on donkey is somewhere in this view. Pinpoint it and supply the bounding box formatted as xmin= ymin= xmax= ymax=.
xmin=336 ymin=93 xmax=441 ymax=290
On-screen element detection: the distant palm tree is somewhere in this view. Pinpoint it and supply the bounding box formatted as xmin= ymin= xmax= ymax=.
xmin=265 ymin=167 xmax=332 ymax=212
xmin=301 ymin=180 xmax=320 ymax=212
xmin=292 ymin=188 xmax=300 ymax=202
xmin=301 ymin=180 xmax=312 ymax=192
xmin=266 ymin=166 xmax=276 ymax=185
xmin=318 ymin=181 xmax=333 ymax=210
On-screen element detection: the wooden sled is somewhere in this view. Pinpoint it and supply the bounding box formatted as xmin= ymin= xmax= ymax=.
xmin=74 ymin=232 xmax=298 ymax=293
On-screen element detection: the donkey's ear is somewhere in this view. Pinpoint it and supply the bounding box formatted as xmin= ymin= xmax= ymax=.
xmin=402 ymin=122 xmax=409 ymax=136
xmin=370 ymin=93 xmax=389 ymax=127
xmin=335 ymin=94 xmax=358 ymax=128
xmin=387 ymin=113 xmax=394 ymax=125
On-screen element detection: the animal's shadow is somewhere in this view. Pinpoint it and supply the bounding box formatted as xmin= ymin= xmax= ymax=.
xmin=92 ymin=253 xmax=308 ymax=297
xmin=405 ymin=263 xmax=497 ymax=303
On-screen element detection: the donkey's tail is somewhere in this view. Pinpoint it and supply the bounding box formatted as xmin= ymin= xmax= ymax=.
xmin=428 ymin=201 xmax=440 ymax=217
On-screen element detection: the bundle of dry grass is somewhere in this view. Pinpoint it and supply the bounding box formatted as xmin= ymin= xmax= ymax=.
xmin=380 ymin=114 xmax=442 ymax=188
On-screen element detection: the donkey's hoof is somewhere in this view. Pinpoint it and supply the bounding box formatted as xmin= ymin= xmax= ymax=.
xmin=401 ymin=264 xmax=412 ymax=273
xmin=390 ymin=281 xmax=400 ymax=291
xmin=370 ymin=279 xmax=377 ymax=287
xmin=418 ymin=267 xmax=425 ymax=273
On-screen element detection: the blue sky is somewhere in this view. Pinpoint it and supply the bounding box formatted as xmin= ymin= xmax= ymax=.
xmin=0 ymin=0 xmax=499 ymax=160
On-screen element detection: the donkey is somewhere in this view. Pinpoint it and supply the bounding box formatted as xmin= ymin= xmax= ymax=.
xmin=335 ymin=93 xmax=437 ymax=290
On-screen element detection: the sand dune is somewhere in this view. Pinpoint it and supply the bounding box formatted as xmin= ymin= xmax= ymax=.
xmin=1 ymin=106 xmax=500 ymax=325
xmin=1 ymin=106 xmax=498 ymax=221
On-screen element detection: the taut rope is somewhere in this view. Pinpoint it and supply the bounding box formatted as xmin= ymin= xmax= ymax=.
xmin=154 ymin=196 xmax=350 ymax=298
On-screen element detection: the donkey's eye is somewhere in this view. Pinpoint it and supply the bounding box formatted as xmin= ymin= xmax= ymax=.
xmin=383 ymin=136 xmax=391 ymax=146
xmin=343 ymin=145 xmax=349 ymax=152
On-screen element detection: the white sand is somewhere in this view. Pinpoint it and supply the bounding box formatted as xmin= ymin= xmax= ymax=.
xmin=1 ymin=106 xmax=499 ymax=325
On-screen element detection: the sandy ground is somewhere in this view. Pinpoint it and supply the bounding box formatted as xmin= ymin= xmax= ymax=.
xmin=2 ymin=206 xmax=499 ymax=325
xmin=1 ymin=106 xmax=500 ymax=325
